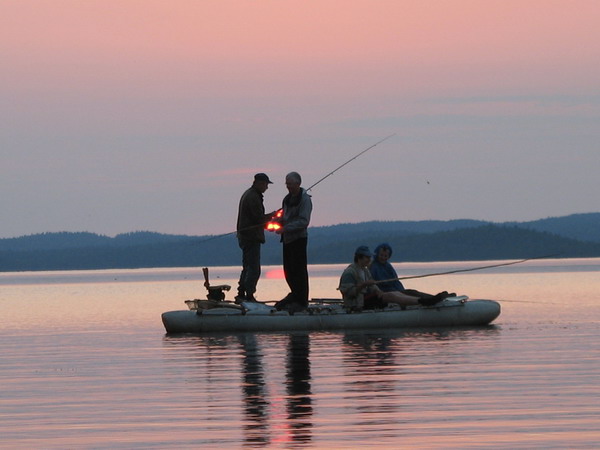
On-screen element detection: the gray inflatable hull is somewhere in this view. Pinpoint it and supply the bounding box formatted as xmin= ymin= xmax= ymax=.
xmin=162 ymin=299 xmax=501 ymax=334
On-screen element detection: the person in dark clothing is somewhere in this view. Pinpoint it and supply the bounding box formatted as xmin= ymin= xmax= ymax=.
xmin=236 ymin=173 xmax=275 ymax=302
xmin=369 ymin=243 xmax=453 ymax=305
xmin=274 ymin=172 xmax=312 ymax=312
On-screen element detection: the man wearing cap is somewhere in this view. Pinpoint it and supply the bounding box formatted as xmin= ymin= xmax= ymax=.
xmin=236 ymin=173 xmax=276 ymax=302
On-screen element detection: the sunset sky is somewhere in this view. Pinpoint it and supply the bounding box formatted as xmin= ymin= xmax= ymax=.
xmin=2 ymin=0 xmax=599 ymax=238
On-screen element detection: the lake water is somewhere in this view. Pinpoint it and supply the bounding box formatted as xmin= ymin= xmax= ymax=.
xmin=1 ymin=258 xmax=599 ymax=449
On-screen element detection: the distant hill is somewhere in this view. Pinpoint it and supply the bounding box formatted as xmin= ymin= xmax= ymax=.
xmin=1 ymin=213 xmax=599 ymax=271
xmin=310 ymin=224 xmax=600 ymax=263
xmin=310 ymin=213 xmax=600 ymax=244
xmin=506 ymin=213 xmax=600 ymax=243
xmin=309 ymin=219 xmax=489 ymax=240
xmin=0 ymin=231 xmax=194 ymax=252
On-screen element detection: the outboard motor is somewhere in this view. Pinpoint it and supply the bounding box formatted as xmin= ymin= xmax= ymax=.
xmin=203 ymin=267 xmax=231 ymax=302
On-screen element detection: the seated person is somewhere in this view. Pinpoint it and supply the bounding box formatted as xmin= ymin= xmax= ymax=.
xmin=339 ymin=246 xmax=435 ymax=311
xmin=369 ymin=243 xmax=451 ymax=305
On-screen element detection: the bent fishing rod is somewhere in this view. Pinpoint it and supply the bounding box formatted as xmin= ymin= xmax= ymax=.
xmin=197 ymin=134 xmax=396 ymax=243
xmin=305 ymin=133 xmax=395 ymax=192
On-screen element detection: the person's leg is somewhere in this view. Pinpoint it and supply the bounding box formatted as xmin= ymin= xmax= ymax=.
xmin=287 ymin=238 xmax=308 ymax=306
xmin=237 ymin=240 xmax=248 ymax=299
xmin=243 ymin=241 xmax=261 ymax=300
xmin=282 ymin=241 xmax=293 ymax=294
xmin=402 ymin=289 xmax=452 ymax=305
xmin=381 ymin=291 xmax=420 ymax=306
xmin=279 ymin=238 xmax=308 ymax=308
xmin=297 ymin=239 xmax=309 ymax=306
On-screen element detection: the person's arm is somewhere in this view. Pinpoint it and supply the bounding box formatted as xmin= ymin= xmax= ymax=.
xmin=340 ymin=268 xmax=375 ymax=297
xmin=244 ymin=192 xmax=266 ymax=225
xmin=339 ymin=269 xmax=359 ymax=299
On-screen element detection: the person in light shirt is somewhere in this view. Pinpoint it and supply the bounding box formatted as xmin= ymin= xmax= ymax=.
xmin=273 ymin=172 xmax=312 ymax=312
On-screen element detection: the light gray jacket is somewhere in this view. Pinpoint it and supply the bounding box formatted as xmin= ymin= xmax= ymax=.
xmin=338 ymin=262 xmax=382 ymax=309
xmin=280 ymin=188 xmax=312 ymax=244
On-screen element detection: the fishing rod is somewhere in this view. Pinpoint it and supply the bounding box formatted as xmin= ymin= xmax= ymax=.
xmin=494 ymin=299 xmax=561 ymax=304
xmin=306 ymin=133 xmax=396 ymax=191
xmin=197 ymin=134 xmax=396 ymax=243
xmin=373 ymin=254 xmax=561 ymax=284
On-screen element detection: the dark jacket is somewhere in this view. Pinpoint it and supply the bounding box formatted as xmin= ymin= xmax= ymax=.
xmin=236 ymin=185 xmax=271 ymax=243
xmin=369 ymin=243 xmax=406 ymax=292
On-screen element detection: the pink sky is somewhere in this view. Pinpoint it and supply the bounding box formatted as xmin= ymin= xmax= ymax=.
xmin=1 ymin=0 xmax=599 ymax=237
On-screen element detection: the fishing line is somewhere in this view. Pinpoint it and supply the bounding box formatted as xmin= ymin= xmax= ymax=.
xmin=374 ymin=253 xmax=561 ymax=283
xmin=495 ymin=299 xmax=561 ymax=304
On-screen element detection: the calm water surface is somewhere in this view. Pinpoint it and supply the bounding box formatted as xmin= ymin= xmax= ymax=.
xmin=1 ymin=259 xmax=599 ymax=449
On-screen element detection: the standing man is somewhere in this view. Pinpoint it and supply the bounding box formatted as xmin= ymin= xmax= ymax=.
xmin=274 ymin=171 xmax=312 ymax=312
xmin=236 ymin=173 xmax=275 ymax=302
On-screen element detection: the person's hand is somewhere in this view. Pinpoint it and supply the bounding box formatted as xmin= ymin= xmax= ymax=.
xmin=359 ymin=280 xmax=375 ymax=289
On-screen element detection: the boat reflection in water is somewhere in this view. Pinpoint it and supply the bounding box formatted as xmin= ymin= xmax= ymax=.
xmin=341 ymin=333 xmax=400 ymax=426
xmin=236 ymin=333 xmax=312 ymax=446
xmin=160 ymin=328 xmax=507 ymax=446
xmin=284 ymin=334 xmax=312 ymax=444
xmin=237 ymin=334 xmax=270 ymax=445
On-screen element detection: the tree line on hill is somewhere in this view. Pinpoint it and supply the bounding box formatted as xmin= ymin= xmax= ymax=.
xmin=1 ymin=213 xmax=599 ymax=272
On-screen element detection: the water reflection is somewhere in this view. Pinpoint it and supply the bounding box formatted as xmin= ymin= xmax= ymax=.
xmin=5 ymin=264 xmax=600 ymax=448
xmin=238 ymin=333 xmax=313 ymax=447
xmin=237 ymin=334 xmax=270 ymax=446
xmin=161 ymin=328 xmax=506 ymax=446
xmin=338 ymin=327 xmax=502 ymax=429
xmin=343 ymin=333 xmax=396 ymax=373
xmin=341 ymin=333 xmax=400 ymax=424
xmin=284 ymin=333 xmax=312 ymax=444
xmin=163 ymin=333 xmax=312 ymax=447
